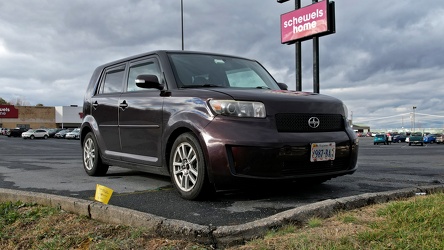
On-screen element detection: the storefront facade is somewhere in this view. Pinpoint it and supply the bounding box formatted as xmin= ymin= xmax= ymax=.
xmin=0 ymin=105 xmax=82 ymax=129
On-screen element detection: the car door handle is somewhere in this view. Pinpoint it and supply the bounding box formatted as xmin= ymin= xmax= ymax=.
xmin=92 ymin=101 xmax=99 ymax=110
xmin=119 ymin=100 xmax=129 ymax=110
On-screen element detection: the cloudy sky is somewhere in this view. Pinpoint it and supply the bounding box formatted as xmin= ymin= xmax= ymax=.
xmin=1 ymin=0 xmax=444 ymax=130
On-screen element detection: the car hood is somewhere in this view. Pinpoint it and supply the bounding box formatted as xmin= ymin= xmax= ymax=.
xmin=207 ymin=88 xmax=346 ymax=115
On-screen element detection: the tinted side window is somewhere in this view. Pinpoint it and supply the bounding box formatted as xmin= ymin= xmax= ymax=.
xmin=127 ymin=60 xmax=161 ymax=92
xmin=98 ymin=66 xmax=125 ymax=94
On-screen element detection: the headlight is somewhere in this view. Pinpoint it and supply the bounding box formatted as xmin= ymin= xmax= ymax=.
xmin=208 ymin=100 xmax=266 ymax=118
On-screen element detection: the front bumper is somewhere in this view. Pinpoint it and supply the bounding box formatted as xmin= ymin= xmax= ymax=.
xmin=201 ymin=117 xmax=359 ymax=185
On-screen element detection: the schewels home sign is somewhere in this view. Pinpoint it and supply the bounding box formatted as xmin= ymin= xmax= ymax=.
xmin=0 ymin=105 xmax=19 ymax=118
xmin=280 ymin=0 xmax=335 ymax=44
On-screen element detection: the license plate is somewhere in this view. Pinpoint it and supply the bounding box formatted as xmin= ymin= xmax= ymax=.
xmin=310 ymin=142 xmax=335 ymax=162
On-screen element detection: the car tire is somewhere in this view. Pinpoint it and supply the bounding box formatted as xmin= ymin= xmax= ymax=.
xmin=421 ymin=142 xmax=424 ymax=146
xmin=169 ymin=132 xmax=212 ymax=200
xmin=44 ymin=135 xmax=48 ymax=139
xmin=82 ymin=132 xmax=109 ymax=176
xmin=30 ymin=135 xmax=35 ymax=140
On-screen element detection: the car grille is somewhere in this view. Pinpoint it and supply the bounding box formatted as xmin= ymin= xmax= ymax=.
xmin=275 ymin=113 xmax=345 ymax=132
xmin=229 ymin=144 xmax=353 ymax=178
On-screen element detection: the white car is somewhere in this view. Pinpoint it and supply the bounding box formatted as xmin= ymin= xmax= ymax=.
xmin=65 ymin=128 xmax=80 ymax=140
xmin=21 ymin=129 xmax=49 ymax=139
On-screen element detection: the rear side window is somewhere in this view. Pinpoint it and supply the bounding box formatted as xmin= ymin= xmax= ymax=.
xmin=98 ymin=65 xmax=125 ymax=94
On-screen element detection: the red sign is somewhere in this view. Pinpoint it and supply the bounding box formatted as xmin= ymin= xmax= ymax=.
xmin=280 ymin=0 xmax=334 ymax=44
xmin=0 ymin=105 xmax=19 ymax=118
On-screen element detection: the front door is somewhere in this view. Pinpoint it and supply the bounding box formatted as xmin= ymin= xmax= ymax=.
xmin=118 ymin=58 xmax=164 ymax=166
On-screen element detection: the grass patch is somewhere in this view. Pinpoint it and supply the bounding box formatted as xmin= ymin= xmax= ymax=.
xmin=234 ymin=192 xmax=444 ymax=250
xmin=1 ymin=192 xmax=443 ymax=249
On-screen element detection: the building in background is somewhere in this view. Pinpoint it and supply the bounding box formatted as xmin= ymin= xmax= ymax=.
xmin=55 ymin=105 xmax=83 ymax=128
xmin=0 ymin=105 xmax=82 ymax=129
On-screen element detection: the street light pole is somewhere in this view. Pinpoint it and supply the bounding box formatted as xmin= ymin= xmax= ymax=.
xmin=413 ymin=106 xmax=417 ymax=132
xmin=181 ymin=0 xmax=184 ymax=50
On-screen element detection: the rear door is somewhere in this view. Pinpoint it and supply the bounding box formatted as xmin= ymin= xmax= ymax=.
xmin=90 ymin=64 xmax=126 ymax=157
xmin=118 ymin=57 xmax=164 ymax=166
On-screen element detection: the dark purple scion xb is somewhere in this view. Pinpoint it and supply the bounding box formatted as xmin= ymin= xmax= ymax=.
xmin=80 ymin=50 xmax=358 ymax=200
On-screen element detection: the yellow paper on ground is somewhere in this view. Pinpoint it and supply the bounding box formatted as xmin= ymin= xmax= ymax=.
xmin=95 ymin=184 xmax=113 ymax=204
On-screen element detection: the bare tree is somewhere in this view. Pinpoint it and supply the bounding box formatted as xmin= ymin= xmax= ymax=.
xmin=8 ymin=97 xmax=30 ymax=106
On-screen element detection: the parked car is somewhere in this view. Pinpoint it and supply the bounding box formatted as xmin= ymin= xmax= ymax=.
xmin=7 ymin=127 xmax=29 ymax=137
xmin=424 ymin=133 xmax=440 ymax=144
xmin=436 ymin=134 xmax=444 ymax=144
xmin=1 ymin=128 xmax=8 ymax=135
xmin=373 ymin=134 xmax=387 ymax=145
xmin=21 ymin=129 xmax=49 ymax=139
xmin=80 ymin=50 xmax=359 ymax=200
xmin=409 ymin=132 xmax=423 ymax=146
xmin=65 ymin=128 xmax=80 ymax=140
xmin=54 ymin=129 xmax=69 ymax=139
xmin=392 ymin=134 xmax=407 ymax=143
xmin=47 ymin=128 xmax=63 ymax=138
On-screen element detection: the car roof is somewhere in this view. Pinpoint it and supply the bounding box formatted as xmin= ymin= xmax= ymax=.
xmin=96 ymin=50 xmax=255 ymax=70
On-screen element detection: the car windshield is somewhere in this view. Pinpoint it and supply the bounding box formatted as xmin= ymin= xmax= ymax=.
xmin=168 ymin=53 xmax=280 ymax=90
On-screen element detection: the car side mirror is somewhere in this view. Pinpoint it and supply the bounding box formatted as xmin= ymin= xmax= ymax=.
xmin=277 ymin=82 xmax=288 ymax=90
xmin=135 ymin=75 xmax=164 ymax=90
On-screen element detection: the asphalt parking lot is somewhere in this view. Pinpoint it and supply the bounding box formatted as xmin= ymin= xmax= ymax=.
xmin=0 ymin=136 xmax=443 ymax=226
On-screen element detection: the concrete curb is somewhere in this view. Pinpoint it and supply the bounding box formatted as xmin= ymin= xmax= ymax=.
xmin=1 ymin=184 xmax=443 ymax=247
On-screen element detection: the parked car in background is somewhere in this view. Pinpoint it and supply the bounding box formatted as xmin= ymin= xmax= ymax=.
xmin=392 ymin=134 xmax=407 ymax=143
xmin=409 ymin=132 xmax=423 ymax=146
xmin=436 ymin=134 xmax=444 ymax=144
xmin=424 ymin=133 xmax=441 ymax=144
xmin=7 ymin=127 xmax=29 ymax=137
xmin=47 ymin=128 xmax=63 ymax=138
xmin=21 ymin=129 xmax=49 ymax=139
xmin=54 ymin=129 xmax=70 ymax=139
xmin=374 ymin=134 xmax=388 ymax=145
xmin=1 ymin=128 xmax=7 ymax=135
xmin=65 ymin=128 xmax=80 ymax=140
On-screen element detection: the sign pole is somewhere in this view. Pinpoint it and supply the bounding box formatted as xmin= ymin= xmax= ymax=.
xmin=295 ymin=0 xmax=302 ymax=91
xmin=279 ymin=0 xmax=333 ymax=93
xmin=312 ymin=0 xmax=320 ymax=93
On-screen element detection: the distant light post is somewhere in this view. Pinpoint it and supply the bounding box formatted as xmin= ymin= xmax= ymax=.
xmin=413 ymin=106 xmax=417 ymax=132
xmin=181 ymin=0 xmax=184 ymax=50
